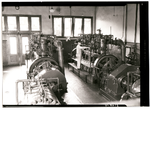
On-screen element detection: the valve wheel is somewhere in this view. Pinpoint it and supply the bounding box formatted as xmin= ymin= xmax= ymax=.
xmin=94 ymin=55 xmax=121 ymax=78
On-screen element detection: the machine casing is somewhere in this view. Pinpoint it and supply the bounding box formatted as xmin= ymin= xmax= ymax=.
xmin=100 ymin=64 xmax=138 ymax=100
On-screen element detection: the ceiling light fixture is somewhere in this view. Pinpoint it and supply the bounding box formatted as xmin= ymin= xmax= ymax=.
xmin=49 ymin=7 xmax=55 ymax=13
xmin=15 ymin=6 xmax=20 ymax=10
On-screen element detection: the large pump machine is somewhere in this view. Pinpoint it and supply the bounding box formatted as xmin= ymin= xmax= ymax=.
xmin=70 ymin=29 xmax=140 ymax=101
xmin=16 ymin=33 xmax=67 ymax=105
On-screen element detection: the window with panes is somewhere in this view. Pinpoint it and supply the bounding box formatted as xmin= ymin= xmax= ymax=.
xmin=2 ymin=15 xmax=41 ymax=33
xmin=52 ymin=16 xmax=93 ymax=37
xmin=2 ymin=15 xmax=41 ymax=55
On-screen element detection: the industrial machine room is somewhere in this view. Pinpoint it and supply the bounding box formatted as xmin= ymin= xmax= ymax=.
xmin=1 ymin=2 xmax=147 ymax=107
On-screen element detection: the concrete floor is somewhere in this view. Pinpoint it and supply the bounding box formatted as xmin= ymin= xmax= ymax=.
xmin=2 ymin=64 xmax=140 ymax=106
xmin=2 ymin=65 xmax=81 ymax=105
xmin=65 ymin=65 xmax=108 ymax=104
xmin=2 ymin=64 xmax=108 ymax=105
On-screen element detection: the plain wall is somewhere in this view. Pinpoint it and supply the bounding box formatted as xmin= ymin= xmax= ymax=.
xmin=126 ymin=4 xmax=140 ymax=64
xmin=126 ymin=4 xmax=140 ymax=43
xmin=96 ymin=6 xmax=125 ymax=40
xmin=126 ymin=4 xmax=136 ymax=43
xmin=96 ymin=4 xmax=140 ymax=43
xmin=136 ymin=4 xmax=140 ymax=43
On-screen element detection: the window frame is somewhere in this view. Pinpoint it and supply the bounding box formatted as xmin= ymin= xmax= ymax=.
xmin=52 ymin=16 xmax=63 ymax=37
xmin=52 ymin=16 xmax=93 ymax=38
xmin=7 ymin=16 xmax=18 ymax=32
xmin=2 ymin=14 xmax=42 ymax=34
xmin=19 ymin=16 xmax=29 ymax=31
xmin=64 ymin=17 xmax=73 ymax=37
xmin=2 ymin=16 xmax=5 ymax=31
xmin=31 ymin=16 xmax=42 ymax=32
xmin=83 ymin=17 xmax=93 ymax=35
xmin=74 ymin=17 xmax=83 ymax=37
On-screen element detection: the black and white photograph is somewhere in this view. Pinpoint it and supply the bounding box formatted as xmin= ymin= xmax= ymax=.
xmin=1 ymin=1 xmax=149 ymax=107
xmin=0 ymin=1 xmax=150 ymax=150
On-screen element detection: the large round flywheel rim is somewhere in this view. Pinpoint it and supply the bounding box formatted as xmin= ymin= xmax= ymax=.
xmin=94 ymin=55 xmax=121 ymax=78
xmin=29 ymin=57 xmax=61 ymax=74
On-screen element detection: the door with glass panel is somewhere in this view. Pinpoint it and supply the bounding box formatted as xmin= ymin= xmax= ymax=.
xmin=6 ymin=16 xmax=19 ymax=65
xmin=20 ymin=34 xmax=30 ymax=65
xmin=19 ymin=16 xmax=30 ymax=65
xmin=7 ymin=34 xmax=30 ymax=65
xmin=7 ymin=34 xmax=20 ymax=65
xmin=5 ymin=15 xmax=41 ymax=65
xmin=6 ymin=16 xmax=30 ymax=65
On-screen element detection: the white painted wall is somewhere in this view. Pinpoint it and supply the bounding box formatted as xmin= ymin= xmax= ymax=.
xmin=136 ymin=4 xmax=140 ymax=43
xmin=126 ymin=4 xmax=140 ymax=43
xmin=96 ymin=6 xmax=125 ymax=40
xmin=96 ymin=4 xmax=140 ymax=43
xmin=127 ymin=4 xmax=136 ymax=43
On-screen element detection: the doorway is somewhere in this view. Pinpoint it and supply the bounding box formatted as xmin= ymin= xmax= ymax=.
xmin=2 ymin=15 xmax=42 ymax=66
xmin=6 ymin=33 xmax=30 ymax=66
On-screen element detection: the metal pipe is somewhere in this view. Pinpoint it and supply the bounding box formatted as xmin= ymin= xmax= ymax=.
xmin=54 ymin=40 xmax=64 ymax=74
xmin=117 ymin=39 xmax=125 ymax=62
xmin=127 ymin=72 xmax=130 ymax=93
xmin=15 ymin=78 xmax=44 ymax=104
xmin=125 ymin=4 xmax=128 ymax=45
xmin=134 ymin=4 xmax=138 ymax=53
xmin=110 ymin=26 xmax=112 ymax=35
xmin=94 ymin=6 xmax=97 ymax=33
xmin=121 ymin=6 xmax=125 ymax=40
xmin=15 ymin=79 xmax=33 ymax=104
xmin=126 ymin=71 xmax=140 ymax=97
xmin=57 ymin=46 xmax=64 ymax=74
xmin=16 ymin=77 xmax=60 ymax=105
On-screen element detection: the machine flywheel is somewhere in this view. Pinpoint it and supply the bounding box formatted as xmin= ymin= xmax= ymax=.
xmin=94 ymin=55 xmax=121 ymax=79
xmin=28 ymin=57 xmax=61 ymax=78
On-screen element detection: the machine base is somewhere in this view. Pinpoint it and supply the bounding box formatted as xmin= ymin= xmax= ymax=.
xmin=99 ymin=89 xmax=121 ymax=101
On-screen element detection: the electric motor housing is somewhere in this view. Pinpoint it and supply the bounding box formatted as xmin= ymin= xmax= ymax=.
xmin=100 ymin=64 xmax=138 ymax=100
